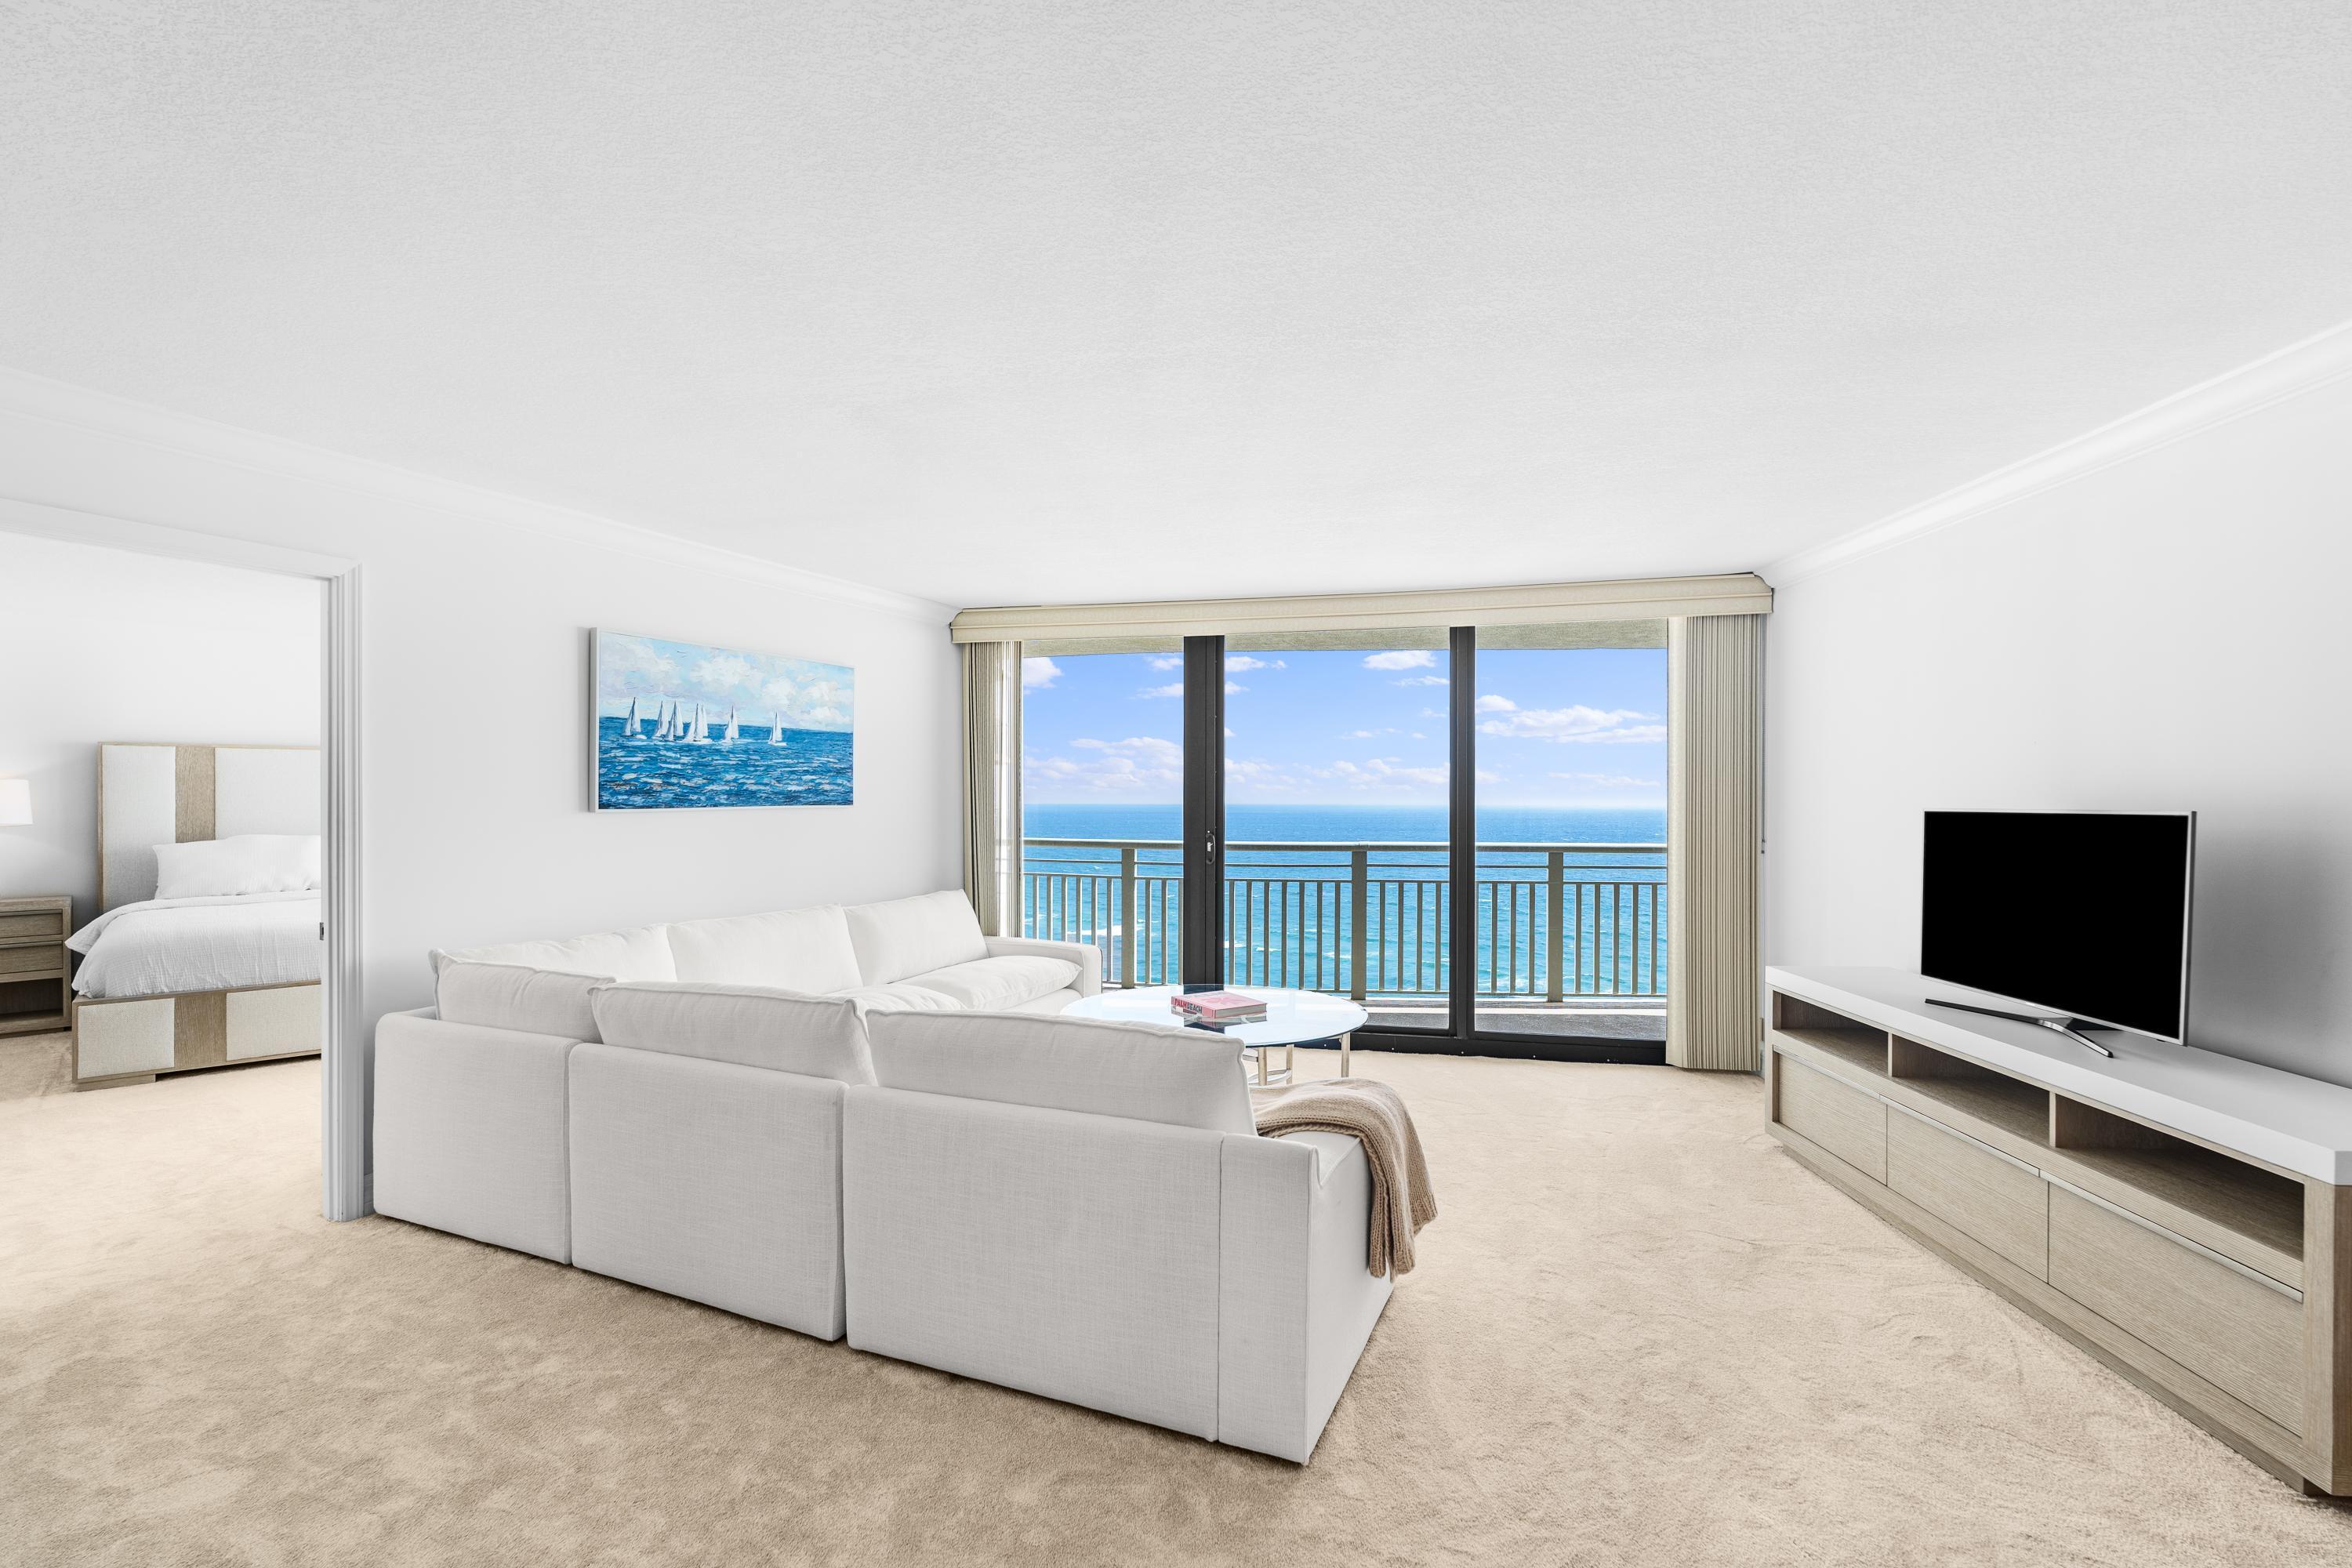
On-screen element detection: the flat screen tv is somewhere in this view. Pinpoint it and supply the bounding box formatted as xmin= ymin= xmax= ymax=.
xmin=1922 ymin=810 xmax=2194 ymax=1046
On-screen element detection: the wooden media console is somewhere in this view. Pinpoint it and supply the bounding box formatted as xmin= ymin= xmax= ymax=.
xmin=1765 ymin=967 xmax=2352 ymax=1495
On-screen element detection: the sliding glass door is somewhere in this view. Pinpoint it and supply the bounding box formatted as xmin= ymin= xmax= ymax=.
xmin=1018 ymin=642 xmax=1186 ymax=987
xmin=1018 ymin=623 xmax=1666 ymax=1063
xmin=1470 ymin=623 xmax=1668 ymax=1046
xmin=1219 ymin=630 xmax=1453 ymax=1034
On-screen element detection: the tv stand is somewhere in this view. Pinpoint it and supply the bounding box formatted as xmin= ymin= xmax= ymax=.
xmin=1766 ymin=966 xmax=2352 ymax=1495
xmin=1922 ymin=997 xmax=2115 ymax=1058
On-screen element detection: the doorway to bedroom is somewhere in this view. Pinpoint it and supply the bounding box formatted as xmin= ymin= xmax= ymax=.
xmin=0 ymin=531 xmax=326 ymax=1111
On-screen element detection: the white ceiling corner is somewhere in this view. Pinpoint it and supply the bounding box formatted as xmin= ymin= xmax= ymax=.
xmin=1762 ymin=316 xmax=2352 ymax=586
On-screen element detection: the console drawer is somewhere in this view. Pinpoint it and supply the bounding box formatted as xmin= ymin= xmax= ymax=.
xmin=2047 ymin=1183 xmax=2303 ymax=1433
xmin=1778 ymin=1056 xmax=1885 ymax=1182
xmin=1886 ymin=1103 xmax=2048 ymax=1279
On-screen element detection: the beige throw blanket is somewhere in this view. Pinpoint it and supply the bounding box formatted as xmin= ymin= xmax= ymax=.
xmin=1252 ymin=1078 xmax=1437 ymax=1279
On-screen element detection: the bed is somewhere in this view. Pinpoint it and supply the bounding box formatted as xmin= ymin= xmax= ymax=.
xmin=67 ymin=742 xmax=323 ymax=1087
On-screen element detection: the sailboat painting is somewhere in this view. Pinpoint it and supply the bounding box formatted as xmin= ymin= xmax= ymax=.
xmin=590 ymin=629 xmax=854 ymax=811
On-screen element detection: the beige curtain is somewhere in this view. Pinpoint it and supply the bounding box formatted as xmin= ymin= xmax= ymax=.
xmin=960 ymin=641 xmax=1024 ymax=937
xmin=1666 ymin=615 xmax=1765 ymax=1071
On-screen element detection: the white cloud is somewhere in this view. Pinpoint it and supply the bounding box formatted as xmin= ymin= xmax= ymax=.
xmin=1322 ymin=757 xmax=1450 ymax=789
xmin=1394 ymin=674 xmax=1449 ymax=688
xmin=1479 ymin=704 xmax=1664 ymax=745
xmin=691 ymin=653 xmax=759 ymax=691
xmin=1026 ymin=735 xmax=1182 ymax=794
xmin=1225 ymin=655 xmax=1285 ymax=672
xmin=1474 ymin=693 xmax=1515 ymax=713
xmin=1551 ymin=771 xmax=1661 ymax=789
xmin=1138 ymin=682 xmax=1185 ymax=699
xmin=1225 ymin=681 xmax=1246 ymax=695
xmin=1022 ymin=657 xmax=1062 ymax=690
xmin=1148 ymin=655 xmax=1182 ymax=670
xmin=1362 ymin=650 xmax=1437 ymax=671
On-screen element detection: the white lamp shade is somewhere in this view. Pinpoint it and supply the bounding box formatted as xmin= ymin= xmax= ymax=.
xmin=0 ymin=778 xmax=29 ymax=826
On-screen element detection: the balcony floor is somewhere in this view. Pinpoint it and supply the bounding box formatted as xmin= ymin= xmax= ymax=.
xmin=1363 ymin=997 xmax=1667 ymax=1040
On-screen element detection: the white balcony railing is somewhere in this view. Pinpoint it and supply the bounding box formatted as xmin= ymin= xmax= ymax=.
xmin=1022 ymin=837 xmax=1666 ymax=1002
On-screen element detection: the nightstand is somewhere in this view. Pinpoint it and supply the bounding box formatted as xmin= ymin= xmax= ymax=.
xmin=0 ymin=895 xmax=73 ymax=1036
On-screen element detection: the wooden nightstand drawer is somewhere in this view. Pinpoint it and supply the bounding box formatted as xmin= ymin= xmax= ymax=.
xmin=0 ymin=910 xmax=65 ymax=940
xmin=0 ymin=943 xmax=65 ymax=978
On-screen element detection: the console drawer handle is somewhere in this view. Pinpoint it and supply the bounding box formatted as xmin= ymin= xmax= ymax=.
xmin=1880 ymin=1098 xmax=2041 ymax=1174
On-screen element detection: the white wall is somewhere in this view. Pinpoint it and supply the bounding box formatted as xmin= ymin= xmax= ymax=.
xmin=0 ymin=532 xmax=321 ymax=920
xmin=1766 ymin=372 xmax=2352 ymax=1085
xmin=0 ymin=393 xmax=964 ymax=1039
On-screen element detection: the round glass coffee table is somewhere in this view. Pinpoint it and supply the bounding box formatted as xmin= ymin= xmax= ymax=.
xmin=1062 ymin=985 xmax=1368 ymax=1086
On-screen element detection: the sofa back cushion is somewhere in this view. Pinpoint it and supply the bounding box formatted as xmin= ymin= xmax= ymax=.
xmin=844 ymin=891 xmax=989 ymax=986
xmin=590 ymin=981 xmax=876 ymax=1084
xmin=435 ymin=961 xmax=607 ymax=1041
xmin=864 ymin=1010 xmax=1254 ymax=1135
xmin=430 ymin=922 xmax=676 ymax=983
xmin=666 ymin=906 xmax=862 ymax=994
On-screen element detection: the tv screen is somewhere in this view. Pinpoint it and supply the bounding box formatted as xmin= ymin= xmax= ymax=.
xmin=1921 ymin=811 xmax=2194 ymax=1043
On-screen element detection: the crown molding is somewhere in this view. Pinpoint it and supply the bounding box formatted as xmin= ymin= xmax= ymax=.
xmin=1764 ymin=318 xmax=2352 ymax=588
xmin=0 ymin=365 xmax=955 ymax=623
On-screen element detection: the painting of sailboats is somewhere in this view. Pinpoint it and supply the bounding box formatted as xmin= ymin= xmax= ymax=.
xmin=590 ymin=629 xmax=854 ymax=810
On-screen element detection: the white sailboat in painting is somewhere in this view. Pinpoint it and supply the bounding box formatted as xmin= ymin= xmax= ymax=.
xmin=724 ymin=706 xmax=739 ymax=743
xmin=625 ymin=696 xmax=645 ymax=740
xmin=653 ymin=701 xmax=671 ymax=741
xmin=689 ymin=702 xmax=709 ymax=744
xmin=768 ymin=711 xmax=786 ymax=746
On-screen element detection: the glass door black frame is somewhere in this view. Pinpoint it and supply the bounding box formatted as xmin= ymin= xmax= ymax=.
xmin=1176 ymin=627 xmax=1662 ymax=1065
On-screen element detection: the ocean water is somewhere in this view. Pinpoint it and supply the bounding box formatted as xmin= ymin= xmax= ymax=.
xmin=595 ymin=717 xmax=852 ymax=809
xmin=1023 ymin=802 xmax=1667 ymax=997
xmin=1027 ymin=802 xmax=1664 ymax=848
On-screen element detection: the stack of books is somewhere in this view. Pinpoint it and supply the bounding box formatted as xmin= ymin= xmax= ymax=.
xmin=1171 ymin=989 xmax=1269 ymax=1025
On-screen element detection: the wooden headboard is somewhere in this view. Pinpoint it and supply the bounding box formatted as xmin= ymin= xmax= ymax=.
xmin=98 ymin=743 xmax=320 ymax=912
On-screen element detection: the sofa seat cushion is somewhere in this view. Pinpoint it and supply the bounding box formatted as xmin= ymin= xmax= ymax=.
xmin=902 ymin=955 xmax=1080 ymax=1013
xmin=436 ymin=961 xmax=608 ymax=1040
xmin=667 ymin=906 xmax=862 ymax=993
xmin=836 ymin=983 xmax=961 ymax=1014
xmin=431 ymin=922 xmax=676 ymax=983
xmin=844 ymin=891 xmax=989 ymax=986
xmin=1009 ymin=988 xmax=1080 ymax=1016
xmin=590 ymin=982 xmax=875 ymax=1084
xmin=865 ymin=1010 xmax=1255 ymax=1135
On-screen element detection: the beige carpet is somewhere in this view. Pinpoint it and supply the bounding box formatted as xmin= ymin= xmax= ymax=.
xmin=5 ymin=1033 xmax=2350 ymax=1567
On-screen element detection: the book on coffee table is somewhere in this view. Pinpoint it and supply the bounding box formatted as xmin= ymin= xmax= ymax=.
xmin=1171 ymin=989 xmax=1269 ymax=1025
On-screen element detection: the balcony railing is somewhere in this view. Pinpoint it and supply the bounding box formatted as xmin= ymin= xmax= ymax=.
xmin=1022 ymin=837 xmax=1666 ymax=1001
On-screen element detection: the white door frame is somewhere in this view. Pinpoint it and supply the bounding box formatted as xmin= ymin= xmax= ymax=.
xmin=0 ymin=499 xmax=369 ymax=1221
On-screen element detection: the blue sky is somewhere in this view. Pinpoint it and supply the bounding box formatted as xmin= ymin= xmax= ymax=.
xmin=597 ymin=631 xmax=854 ymax=733
xmin=1022 ymin=645 xmax=1665 ymax=806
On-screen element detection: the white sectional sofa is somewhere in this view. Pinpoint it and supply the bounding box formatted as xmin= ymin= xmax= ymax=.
xmin=372 ymin=890 xmax=1392 ymax=1462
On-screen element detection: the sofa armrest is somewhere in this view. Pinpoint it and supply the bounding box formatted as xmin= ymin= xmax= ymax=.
xmin=982 ymin=934 xmax=1103 ymax=996
xmin=1218 ymin=1130 xmax=1395 ymax=1462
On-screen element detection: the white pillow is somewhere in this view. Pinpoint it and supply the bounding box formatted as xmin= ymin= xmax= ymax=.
xmin=430 ymin=923 xmax=677 ymax=982
xmin=864 ymin=1010 xmax=1255 ymax=1134
xmin=590 ymin=982 xmax=877 ymax=1084
xmin=152 ymin=833 xmax=321 ymax=899
xmin=666 ymin=906 xmax=864 ymax=993
xmin=435 ymin=962 xmax=606 ymax=1041
xmin=843 ymin=891 xmax=989 ymax=985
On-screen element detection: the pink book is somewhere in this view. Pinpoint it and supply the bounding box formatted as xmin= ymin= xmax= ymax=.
xmin=1173 ymin=989 xmax=1269 ymax=1021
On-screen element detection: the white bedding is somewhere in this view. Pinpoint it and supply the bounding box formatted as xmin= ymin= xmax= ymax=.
xmin=67 ymin=892 xmax=323 ymax=1000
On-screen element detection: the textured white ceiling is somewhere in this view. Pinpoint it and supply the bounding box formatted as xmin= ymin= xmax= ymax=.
xmin=4 ymin=3 xmax=2349 ymax=607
